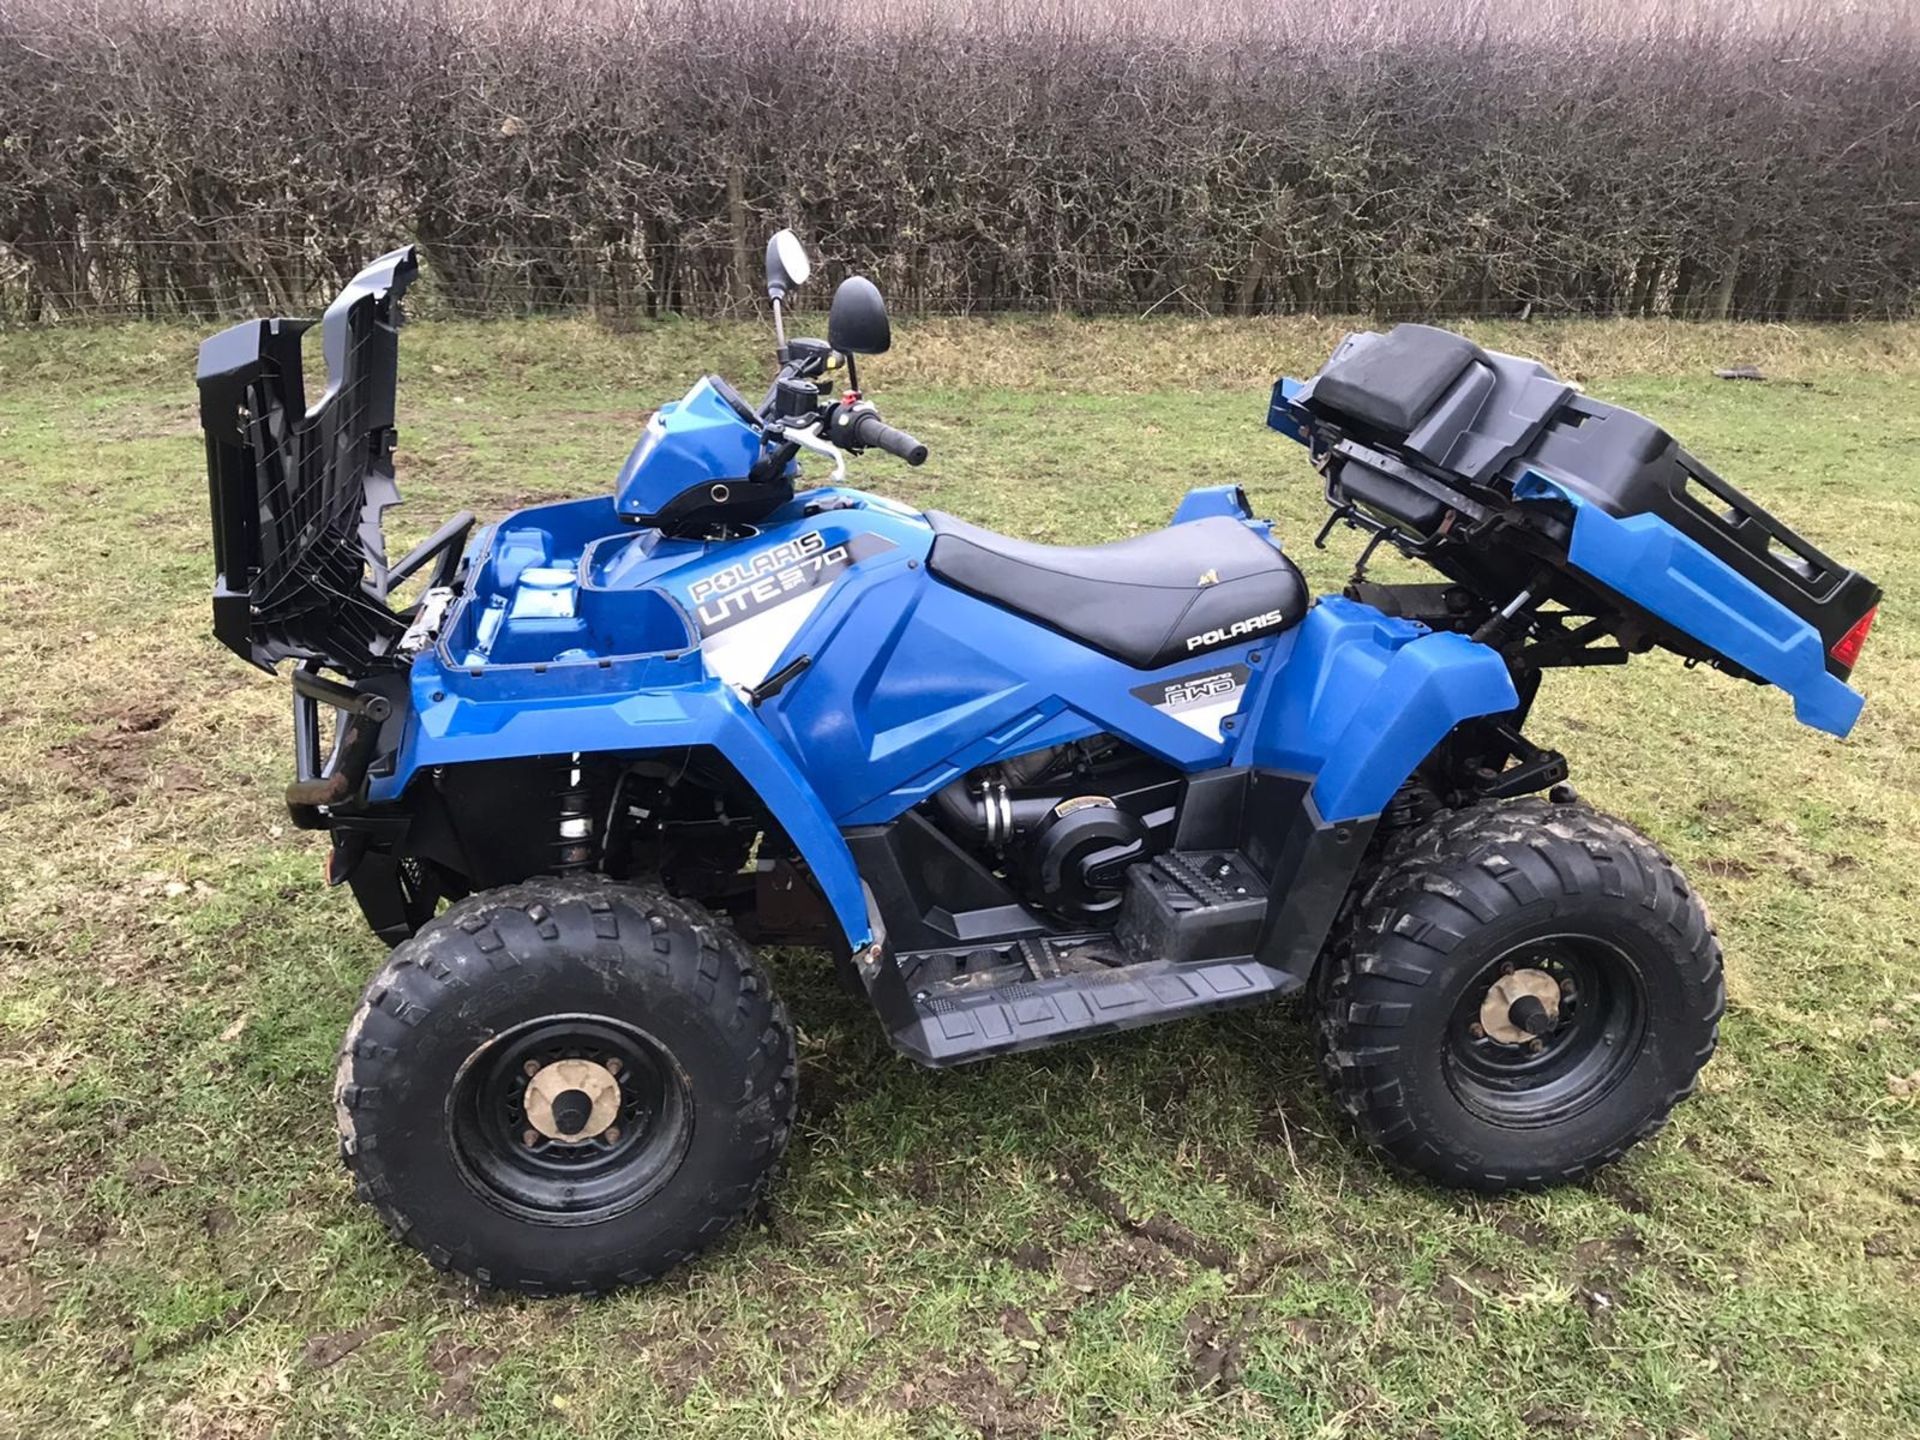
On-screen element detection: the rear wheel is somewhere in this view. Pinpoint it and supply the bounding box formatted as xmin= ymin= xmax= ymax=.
xmin=334 ymin=877 xmax=795 ymax=1294
xmin=1315 ymin=798 xmax=1724 ymax=1190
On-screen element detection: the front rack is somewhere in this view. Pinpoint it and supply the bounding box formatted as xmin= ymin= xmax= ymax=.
xmin=198 ymin=247 xmax=419 ymax=676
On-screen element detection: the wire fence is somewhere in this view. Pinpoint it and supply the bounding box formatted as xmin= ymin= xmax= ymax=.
xmin=5 ymin=238 xmax=1917 ymax=327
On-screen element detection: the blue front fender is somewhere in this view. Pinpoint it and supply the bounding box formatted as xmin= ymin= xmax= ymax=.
xmin=370 ymin=676 xmax=873 ymax=951
xmin=1233 ymin=597 xmax=1520 ymax=821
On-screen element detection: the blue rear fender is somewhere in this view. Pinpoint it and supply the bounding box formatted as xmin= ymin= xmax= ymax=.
xmin=1234 ymin=597 xmax=1520 ymax=822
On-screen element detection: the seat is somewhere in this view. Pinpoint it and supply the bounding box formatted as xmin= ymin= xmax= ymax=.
xmin=925 ymin=513 xmax=1308 ymax=670
xmin=1308 ymin=324 xmax=1483 ymax=435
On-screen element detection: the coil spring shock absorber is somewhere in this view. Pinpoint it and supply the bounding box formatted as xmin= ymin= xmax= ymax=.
xmin=553 ymin=755 xmax=595 ymax=873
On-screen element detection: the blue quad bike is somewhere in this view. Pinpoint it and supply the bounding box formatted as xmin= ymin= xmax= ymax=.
xmin=198 ymin=237 xmax=1879 ymax=1294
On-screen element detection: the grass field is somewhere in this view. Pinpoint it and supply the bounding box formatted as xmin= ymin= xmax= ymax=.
xmin=2 ymin=313 xmax=1919 ymax=1439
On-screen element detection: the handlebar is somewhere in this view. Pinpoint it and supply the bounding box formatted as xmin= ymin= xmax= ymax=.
xmin=831 ymin=404 xmax=928 ymax=466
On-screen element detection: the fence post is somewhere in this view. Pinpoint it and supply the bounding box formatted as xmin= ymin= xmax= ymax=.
xmin=728 ymin=167 xmax=753 ymax=314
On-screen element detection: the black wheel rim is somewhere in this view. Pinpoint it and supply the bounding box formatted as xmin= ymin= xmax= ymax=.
xmin=1443 ymin=933 xmax=1647 ymax=1128
xmin=448 ymin=1014 xmax=693 ymax=1224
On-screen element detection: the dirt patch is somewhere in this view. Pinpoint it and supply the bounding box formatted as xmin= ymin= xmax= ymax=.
xmin=1433 ymin=1266 xmax=1512 ymax=1327
xmin=1184 ymin=1304 xmax=1248 ymax=1392
xmin=1233 ymin=1235 xmax=1325 ymax=1287
xmin=1191 ymin=1141 xmax=1301 ymax=1214
xmin=1590 ymin=1171 xmax=1654 ymax=1215
xmin=1185 ymin=1272 xmax=1337 ymax=1394
xmin=1056 ymin=1156 xmax=1234 ymax=1269
xmin=883 ymin=1355 xmax=1050 ymax=1438
xmin=302 ymin=1320 xmax=396 ymax=1370
xmin=905 ymin=1151 xmax=944 ymax=1203
xmin=1493 ymin=1212 xmax=1551 ymax=1246
xmin=795 ymin=1055 xmax=852 ymax=1127
xmin=0 ymin=1216 xmax=46 ymax=1323
xmin=1577 ymin=1283 xmax=1620 ymax=1326
xmin=1054 ymin=1231 xmax=1191 ymax=1299
xmin=1006 ymin=1239 xmax=1054 ymax=1273
xmin=127 ymin=1153 xmax=183 ymax=1191
xmin=1693 ymin=797 xmax=1758 ymax=826
xmin=1759 ymin=849 xmax=1821 ymax=888
xmin=1572 ymin=1228 xmax=1646 ymax=1277
xmin=427 ymin=1336 xmax=501 ymax=1420
xmin=999 ymin=1305 xmax=1044 ymax=1347
xmin=817 ymin=1303 xmax=898 ymax=1406
xmin=768 ymin=1312 xmax=832 ymax=1391
xmin=1522 ymin=1403 xmax=1595 ymax=1433
xmin=1368 ymin=1282 xmax=1407 ymax=1315
xmin=47 ymin=701 xmax=182 ymax=805
xmin=1699 ymin=855 xmax=1759 ymax=880
xmin=1570 ymin=1230 xmax=1643 ymax=1326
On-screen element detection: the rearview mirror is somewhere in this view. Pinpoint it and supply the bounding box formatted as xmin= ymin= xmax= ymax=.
xmin=765 ymin=230 xmax=811 ymax=300
xmin=828 ymin=276 xmax=891 ymax=355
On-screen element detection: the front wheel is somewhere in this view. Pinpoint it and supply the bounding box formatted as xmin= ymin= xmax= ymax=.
xmin=1315 ymin=798 xmax=1724 ymax=1191
xmin=333 ymin=878 xmax=795 ymax=1294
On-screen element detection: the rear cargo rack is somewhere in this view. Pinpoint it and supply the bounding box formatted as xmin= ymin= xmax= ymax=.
xmin=1275 ymin=326 xmax=1882 ymax=695
xmin=198 ymin=247 xmax=419 ymax=675
xmin=1519 ymin=394 xmax=1880 ymax=676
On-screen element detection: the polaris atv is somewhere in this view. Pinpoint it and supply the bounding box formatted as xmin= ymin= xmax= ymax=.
xmin=198 ymin=236 xmax=1879 ymax=1294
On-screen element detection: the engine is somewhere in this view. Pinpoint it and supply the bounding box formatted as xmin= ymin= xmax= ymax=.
xmin=927 ymin=739 xmax=1180 ymax=925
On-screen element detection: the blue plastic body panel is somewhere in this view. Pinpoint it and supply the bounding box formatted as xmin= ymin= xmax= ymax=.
xmin=1170 ymin=484 xmax=1254 ymax=524
xmin=614 ymin=377 xmax=768 ymax=521
xmin=1232 ymin=597 xmax=1519 ymax=819
xmin=371 ymin=477 xmax=1523 ymax=950
xmin=1513 ymin=471 xmax=1865 ymax=737
xmin=1266 ymin=376 xmax=1311 ymax=442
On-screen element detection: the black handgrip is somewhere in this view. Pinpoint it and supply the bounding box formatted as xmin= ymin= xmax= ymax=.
xmin=837 ymin=406 xmax=929 ymax=465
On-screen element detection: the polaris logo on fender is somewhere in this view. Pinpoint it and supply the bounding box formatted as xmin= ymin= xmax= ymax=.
xmin=1184 ymin=609 xmax=1285 ymax=652
xmin=686 ymin=531 xmax=896 ymax=635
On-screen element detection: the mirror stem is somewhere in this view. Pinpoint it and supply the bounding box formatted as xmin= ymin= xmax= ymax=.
xmin=771 ymin=296 xmax=789 ymax=363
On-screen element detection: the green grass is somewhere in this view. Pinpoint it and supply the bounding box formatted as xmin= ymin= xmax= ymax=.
xmin=2 ymin=314 xmax=1919 ymax=1439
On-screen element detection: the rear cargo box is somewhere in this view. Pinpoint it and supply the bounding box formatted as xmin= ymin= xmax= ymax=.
xmin=1273 ymin=324 xmax=1880 ymax=735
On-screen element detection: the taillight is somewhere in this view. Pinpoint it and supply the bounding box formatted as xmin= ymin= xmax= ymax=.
xmin=1830 ymin=605 xmax=1878 ymax=671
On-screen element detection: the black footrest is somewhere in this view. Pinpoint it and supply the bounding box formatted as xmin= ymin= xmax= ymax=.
xmin=888 ymin=950 xmax=1296 ymax=1066
xmin=1116 ymin=850 xmax=1268 ymax=965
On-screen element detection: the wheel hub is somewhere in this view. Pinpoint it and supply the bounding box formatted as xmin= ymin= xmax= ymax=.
xmin=522 ymin=1057 xmax=622 ymax=1141
xmin=1479 ymin=966 xmax=1562 ymax=1045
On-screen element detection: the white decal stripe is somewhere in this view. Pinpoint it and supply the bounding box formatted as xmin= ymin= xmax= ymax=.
xmin=700 ymin=588 xmax=832 ymax=692
xmin=1161 ymin=696 xmax=1242 ymax=739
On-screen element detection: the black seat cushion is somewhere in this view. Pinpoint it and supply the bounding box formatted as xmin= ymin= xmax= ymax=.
xmin=1311 ymin=324 xmax=1483 ymax=435
xmin=926 ymin=513 xmax=1308 ymax=670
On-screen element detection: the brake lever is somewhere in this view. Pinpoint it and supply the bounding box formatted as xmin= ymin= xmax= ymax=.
xmin=772 ymin=416 xmax=846 ymax=485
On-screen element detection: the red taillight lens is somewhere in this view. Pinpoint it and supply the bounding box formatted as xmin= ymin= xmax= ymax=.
xmin=1830 ymin=605 xmax=1878 ymax=671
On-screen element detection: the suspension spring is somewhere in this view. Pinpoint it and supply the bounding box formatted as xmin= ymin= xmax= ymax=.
xmin=553 ymin=756 xmax=595 ymax=873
